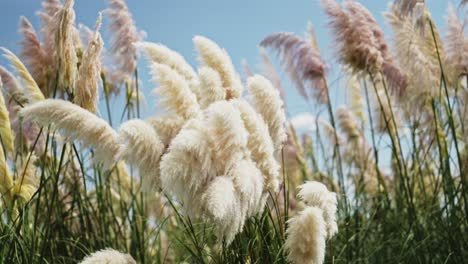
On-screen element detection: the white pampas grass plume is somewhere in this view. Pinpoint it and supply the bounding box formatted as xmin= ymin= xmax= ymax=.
xmin=285 ymin=206 xmax=327 ymax=264
xmin=105 ymin=0 xmax=144 ymax=77
xmin=197 ymin=67 xmax=226 ymax=108
xmin=54 ymin=0 xmax=78 ymax=93
xmin=75 ymin=14 xmax=103 ymax=113
xmin=151 ymin=63 xmax=200 ymax=120
xmin=146 ymin=114 xmax=184 ymax=147
xmin=201 ymin=175 xmax=242 ymax=244
xmin=298 ymin=181 xmax=338 ymax=238
xmin=137 ymin=41 xmax=197 ymax=81
xmin=348 ymin=74 xmax=366 ymax=125
xmin=159 ymin=117 xmax=214 ymax=215
xmin=1 ymin=48 xmax=45 ymax=103
xmin=118 ymin=119 xmax=164 ymax=191
xmin=79 ymin=248 xmax=136 ymax=264
xmin=20 ymin=99 xmax=121 ymax=167
xmin=19 ymin=16 xmax=49 ymax=90
xmin=202 ymin=175 xmax=237 ymax=223
xmin=230 ymin=158 xmax=264 ymax=216
xmin=193 ymin=36 xmax=243 ymax=99
xmin=205 ymin=101 xmax=248 ymax=175
xmin=445 ymin=5 xmax=468 ymax=81
xmin=0 ymin=78 xmax=14 ymax=156
xmin=233 ymin=99 xmax=280 ymax=191
xmin=247 ymin=74 xmax=287 ymax=154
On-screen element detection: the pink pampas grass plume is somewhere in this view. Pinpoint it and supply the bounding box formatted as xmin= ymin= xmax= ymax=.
xmin=19 ymin=16 xmax=49 ymax=92
xmin=260 ymin=32 xmax=327 ymax=103
xmin=105 ymin=0 xmax=145 ymax=78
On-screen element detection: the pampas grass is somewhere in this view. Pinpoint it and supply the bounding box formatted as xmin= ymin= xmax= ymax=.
xmin=79 ymin=249 xmax=136 ymax=264
xmin=193 ymin=36 xmax=243 ymax=99
xmin=1 ymin=48 xmax=45 ymax=103
xmin=0 ymin=78 xmax=14 ymax=156
xmin=74 ymin=14 xmax=103 ymax=113
xmin=260 ymin=32 xmax=327 ymax=102
xmin=20 ymin=99 xmax=121 ymax=167
xmin=53 ymin=0 xmax=78 ymax=93
xmin=0 ymin=0 xmax=466 ymax=263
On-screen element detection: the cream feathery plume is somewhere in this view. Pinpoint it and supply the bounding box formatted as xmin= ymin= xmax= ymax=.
xmin=247 ymin=74 xmax=287 ymax=154
xmin=105 ymin=0 xmax=144 ymax=77
xmin=14 ymin=155 xmax=39 ymax=202
xmin=298 ymin=181 xmax=338 ymax=238
xmin=137 ymin=41 xmax=197 ymax=82
xmin=75 ymin=14 xmax=103 ymax=113
xmin=233 ymin=99 xmax=280 ymax=191
xmin=230 ymin=158 xmax=264 ymax=217
xmin=159 ymin=117 xmax=214 ymax=216
xmin=348 ymin=73 xmax=366 ymax=126
xmin=385 ymin=7 xmax=439 ymax=99
xmin=79 ymin=249 xmax=136 ymax=264
xmin=1 ymin=48 xmax=45 ymax=103
xmin=118 ymin=119 xmax=164 ymax=191
xmin=19 ymin=16 xmax=49 ymax=90
xmin=146 ymin=114 xmax=184 ymax=147
xmin=285 ymin=206 xmax=327 ymax=264
xmin=19 ymin=99 xmax=121 ymax=167
xmin=54 ymin=0 xmax=78 ymax=93
xmin=393 ymin=0 xmax=421 ymax=16
xmin=201 ymin=175 xmax=242 ymax=244
xmin=197 ymin=66 xmax=226 ymax=109
xmin=202 ymin=175 xmax=237 ymax=225
xmin=151 ymin=63 xmax=200 ymax=120
xmin=0 ymin=142 xmax=14 ymax=206
xmin=337 ymin=106 xmax=361 ymax=140
xmin=205 ymin=100 xmax=248 ymax=175
xmin=0 ymin=78 xmax=14 ymax=156
xmin=193 ymin=35 xmax=243 ymax=99
xmin=445 ymin=5 xmax=468 ymax=81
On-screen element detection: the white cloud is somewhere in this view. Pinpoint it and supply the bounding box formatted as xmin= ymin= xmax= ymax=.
xmin=290 ymin=112 xmax=317 ymax=132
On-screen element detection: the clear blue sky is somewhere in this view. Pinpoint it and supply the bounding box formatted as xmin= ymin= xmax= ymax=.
xmin=0 ymin=0 xmax=458 ymax=119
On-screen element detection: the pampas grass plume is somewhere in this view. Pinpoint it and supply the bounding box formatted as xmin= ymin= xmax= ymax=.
xmin=285 ymin=206 xmax=327 ymax=264
xmin=20 ymin=99 xmax=121 ymax=167
xmin=0 ymin=78 xmax=14 ymax=156
xmin=137 ymin=41 xmax=197 ymax=81
xmin=118 ymin=119 xmax=164 ymax=191
xmin=247 ymin=74 xmax=287 ymax=154
xmin=79 ymin=249 xmax=136 ymax=264
xmin=75 ymin=14 xmax=103 ymax=113
xmin=193 ymin=35 xmax=243 ymax=99
xmin=298 ymin=181 xmax=338 ymax=238
xmin=54 ymin=0 xmax=78 ymax=93
xmin=1 ymin=48 xmax=45 ymax=103
xmin=151 ymin=63 xmax=200 ymax=120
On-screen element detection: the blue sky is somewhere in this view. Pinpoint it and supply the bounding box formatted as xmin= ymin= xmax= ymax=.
xmin=0 ymin=0 xmax=460 ymax=121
